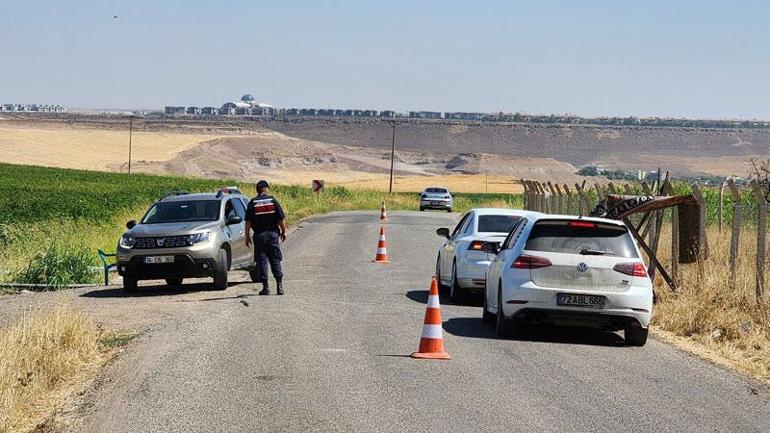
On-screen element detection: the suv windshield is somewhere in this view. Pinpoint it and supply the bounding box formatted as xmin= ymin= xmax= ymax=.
xmin=142 ymin=200 xmax=221 ymax=224
xmin=478 ymin=215 xmax=522 ymax=233
xmin=425 ymin=188 xmax=448 ymax=194
xmin=524 ymin=220 xmax=638 ymax=258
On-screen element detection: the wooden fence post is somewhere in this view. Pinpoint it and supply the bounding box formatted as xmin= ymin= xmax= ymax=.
xmin=553 ymin=183 xmax=564 ymax=214
xmin=624 ymin=184 xmax=634 ymax=195
xmin=595 ymin=184 xmax=605 ymax=200
xmin=750 ymin=179 xmax=766 ymax=301
xmin=547 ymin=182 xmax=558 ymax=214
xmin=691 ymin=184 xmax=709 ymax=260
xmin=521 ymin=179 xmax=529 ymax=210
xmin=727 ymin=179 xmax=741 ymax=291
xmin=671 ymin=205 xmax=679 ymax=284
xmin=563 ymin=184 xmax=574 ymax=215
xmin=536 ymin=182 xmax=546 ymax=213
xmin=719 ymin=182 xmax=726 ymax=233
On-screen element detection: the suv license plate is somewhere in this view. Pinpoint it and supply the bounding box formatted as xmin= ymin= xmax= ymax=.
xmin=144 ymin=256 xmax=174 ymax=264
xmin=557 ymin=293 xmax=605 ymax=308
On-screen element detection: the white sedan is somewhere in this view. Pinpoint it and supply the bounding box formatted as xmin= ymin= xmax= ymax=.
xmin=435 ymin=208 xmax=543 ymax=302
xmin=482 ymin=214 xmax=653 ymax=346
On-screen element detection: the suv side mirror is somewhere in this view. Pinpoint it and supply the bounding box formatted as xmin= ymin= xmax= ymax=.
xmin=481 ymin=242 xmax=500 ymax=255
xmin=126 ymin=220 xmax=136 ymax=229
xmin=436 ymin=227 xmax=450 ymax=238
xmin=226 ymin=215 xmax=243 ymax=225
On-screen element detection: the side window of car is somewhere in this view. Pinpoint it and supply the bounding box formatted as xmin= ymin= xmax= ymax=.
xmin=451 ymin=213 xmax=470 ymax=238
xmin=232 ymin=198 xmax=246 ymax=219
xmin=462 ymin=214 xmax=475 ymax=235
xmin=503 ymin=219 xmax=528 ymax=250
xmin=224 ymin=200 xmax=234 ymax=218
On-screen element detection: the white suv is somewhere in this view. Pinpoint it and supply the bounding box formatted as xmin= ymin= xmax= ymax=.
xmin=482 ymin=215 xmax=653 ymax=346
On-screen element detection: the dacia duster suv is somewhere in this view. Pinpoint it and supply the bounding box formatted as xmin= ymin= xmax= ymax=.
xmin=116 ymin=188 xmax=258 ymax=292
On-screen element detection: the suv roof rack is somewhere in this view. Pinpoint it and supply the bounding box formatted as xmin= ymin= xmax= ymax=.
xmin=159 ymin=191 xmax=190 ymax=201
xmin=215 ymin=186 xmax=241 ymax=198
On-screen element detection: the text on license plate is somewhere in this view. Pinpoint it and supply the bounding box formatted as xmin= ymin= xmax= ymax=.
xmin=557 ymin=293 xmax=605 ymax=308
xmin=144 ymin=256 xmax=175 ymax=264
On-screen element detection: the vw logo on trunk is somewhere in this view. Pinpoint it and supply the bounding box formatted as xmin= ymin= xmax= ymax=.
xmin=156 ymin=237 xmax=166 ymax=247
xmin=577 ymin=262 xmax=589 ymax=272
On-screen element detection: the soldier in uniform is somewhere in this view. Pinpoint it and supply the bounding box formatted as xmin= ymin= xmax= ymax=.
xmin=245 ymin=180 xmax=287 ymax=295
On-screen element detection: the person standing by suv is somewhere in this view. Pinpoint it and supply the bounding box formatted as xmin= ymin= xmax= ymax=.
xmin=245 ymin=180 xmax=287 ymax=295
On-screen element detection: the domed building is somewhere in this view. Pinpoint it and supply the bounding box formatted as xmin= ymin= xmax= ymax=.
xmin=220 ymin=93 xmax=275 ymax=115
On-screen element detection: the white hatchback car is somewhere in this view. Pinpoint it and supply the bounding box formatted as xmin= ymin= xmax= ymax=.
xmin=482 ymin=214 xmax=653 ymax=346
xmin=435 ymin=208 xmax=543 ymax=302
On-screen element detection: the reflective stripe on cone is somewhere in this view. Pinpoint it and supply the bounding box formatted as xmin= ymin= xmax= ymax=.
xmin=411 ymin=276 xmax=451 ymax=360
xmin=373 ymin=225 xmax=390 ymax=263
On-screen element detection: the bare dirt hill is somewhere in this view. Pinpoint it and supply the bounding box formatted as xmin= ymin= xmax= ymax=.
xmin=261 ymin=118 xmax=769 ymax=176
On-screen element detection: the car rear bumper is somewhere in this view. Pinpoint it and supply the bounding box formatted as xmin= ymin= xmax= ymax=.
xmin=457 ymin=259 xmax=492 ymax=289
xmin=420 ymin=199 xmax=452 ymax=209
xmin=117 ymin=255 xmax=217 ymax=280
xmin=501 ymin=281 xmax=652 ymax=328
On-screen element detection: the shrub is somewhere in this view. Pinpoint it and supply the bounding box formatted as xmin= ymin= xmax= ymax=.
xmin=12 ymin=245 xmax=97 ymax=288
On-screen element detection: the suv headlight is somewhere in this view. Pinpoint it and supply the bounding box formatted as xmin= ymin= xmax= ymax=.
xmin=186 ymin=231 xmax=211 ymax=245
xmin=119 ymin=235 xmax=136 ymax=249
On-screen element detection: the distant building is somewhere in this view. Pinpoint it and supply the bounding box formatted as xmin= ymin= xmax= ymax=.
xmin=444 ymin=112 xmax=485 ymax=120
xmin=409 ymin=111 xmax=442 ymax=119
xmin=201 ymin=107 xmax=219 ymax=115
xmin=164 ymin=106 xmax=186 ymax=115
xmin=186 ymin=107 xmax=202 ymax=115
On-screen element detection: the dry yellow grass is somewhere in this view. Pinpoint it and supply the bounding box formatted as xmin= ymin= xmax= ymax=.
xmin=0 ymin=304 xmax=105 ymax=433
xmin=651 ymin=225 xmax=770 ymax=383
xmin=0 ymin=125 xmax=224 ymax=172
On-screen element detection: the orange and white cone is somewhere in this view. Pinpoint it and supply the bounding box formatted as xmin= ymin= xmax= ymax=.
xmin=379 ymin=201 xmax=389 ymax=222
xmin=373 ymin=225 xmax=390 ymax=263
xmin=411 ymin=277 xmax=451 ymax=360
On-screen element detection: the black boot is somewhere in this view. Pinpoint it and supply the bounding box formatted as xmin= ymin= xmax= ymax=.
xmin=258 ymin=281 xmax=270 ymax=296
xmin=276 ymin=277 xmax=284 ymax=295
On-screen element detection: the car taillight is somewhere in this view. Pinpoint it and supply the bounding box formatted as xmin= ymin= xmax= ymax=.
xmin=613 ymin=262 xmax=648 ymax=277
xmin=468 ymin=241 xmax=486 ymax=251
xmin=568 ymin=221 xmax=597 ymax=229
xmin=512 ymin=255 xmax=552 ymax=269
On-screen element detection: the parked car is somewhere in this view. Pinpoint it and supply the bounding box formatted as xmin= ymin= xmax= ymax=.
xmin=435 ymin=208 xmax=542 ymax=302
xmin=419 ymin=187 xmax=453 ymax=212
xmin=482 ymin=215 xmax=653 ymax=346
xmin=116 ymin=188 xmax=258 ymax=293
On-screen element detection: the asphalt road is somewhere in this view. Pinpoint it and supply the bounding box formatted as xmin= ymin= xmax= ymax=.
xmin=75 ymin=211 xmax=768 ymax=433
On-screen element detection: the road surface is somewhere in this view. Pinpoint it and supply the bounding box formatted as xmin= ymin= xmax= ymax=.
xmin=71 ymin=211 xmax=767 ymax=432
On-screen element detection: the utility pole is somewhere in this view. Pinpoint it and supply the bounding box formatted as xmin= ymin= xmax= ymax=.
xmin=384 ymin=119 xmax=404 ymax=194
xmin=127 ymin=114 xmax=134 ymax=174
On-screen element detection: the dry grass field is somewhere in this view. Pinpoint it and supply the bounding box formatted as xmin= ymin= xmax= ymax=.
xmin=0 ymin=304 xmax=105 ymax=433
xmin=651 ymin=225 xmax=770 ymax=383
xmin=0 ymin=124 xmax=224 ymax=172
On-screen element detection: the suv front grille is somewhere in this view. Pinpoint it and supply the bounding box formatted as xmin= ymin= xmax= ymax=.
xmin=134 ymin=236 xmax=189 ymax=249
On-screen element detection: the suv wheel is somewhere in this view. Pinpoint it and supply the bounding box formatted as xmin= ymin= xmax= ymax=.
xmin=419 ymin=206 xmax=425 ymax=212
xmin=212 ymin=249 xmax=228 ymax=290
xmin=625 ymin=325 xmax=649 ymax=346
xmin=165 ymin=278 xmax=183 ymax=288
xmin=123 ymin=277 xmax=138 ymax=294
xmin=449 ymin=261 xmax=463 ymax=303
xmin=446 ymin=208 xmax=452 ymax=213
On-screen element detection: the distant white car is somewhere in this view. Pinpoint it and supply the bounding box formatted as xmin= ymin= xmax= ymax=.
xmin=420 ymin=187 xmax=453 ymax=212
xmin=435 ymin=208 xmax=543 ymax=302
xmin=482 ymin=214 xmax=653 ymax=346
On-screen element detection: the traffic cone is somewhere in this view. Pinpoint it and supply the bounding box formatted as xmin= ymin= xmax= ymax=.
xmin=379 ymin=201 xmax=389 ymax=222
xmin=373 ymin=225 xmax=390 ymax=263
xmin=411 ymin=277 xmax=451 ymax=360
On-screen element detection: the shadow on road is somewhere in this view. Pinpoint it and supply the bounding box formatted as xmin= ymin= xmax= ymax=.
xmin=405 ymin=290 xmax=483 ymax=307
xmin=81 ymin=281 xmax=248 ymax=298
xmin=443 ymin=317 xmax=627 ymax=347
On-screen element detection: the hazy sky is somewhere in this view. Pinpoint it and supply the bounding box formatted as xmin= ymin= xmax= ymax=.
xmin=2 ymin=0 xmax=769 ymax=118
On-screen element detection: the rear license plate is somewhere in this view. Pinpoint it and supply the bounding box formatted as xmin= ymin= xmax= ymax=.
xmin=431 ymin=201 xmax=443 ymax=205
xmin=557 ymin=293 xmax=605 ymax=308
xmin=144 ymin=256 xmax=174 ymax=264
